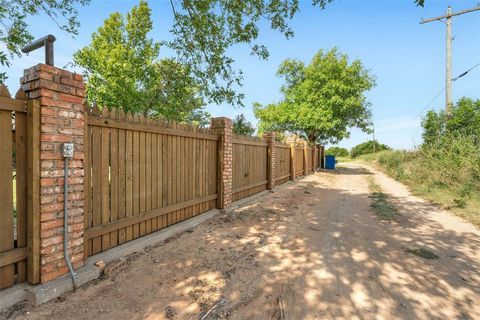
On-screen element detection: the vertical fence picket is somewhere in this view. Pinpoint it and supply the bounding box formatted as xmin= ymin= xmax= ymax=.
xmin=15 ymin=104 xmax=28 ymax=282
xmin=0 ymin=107 xmax=15 ymax=289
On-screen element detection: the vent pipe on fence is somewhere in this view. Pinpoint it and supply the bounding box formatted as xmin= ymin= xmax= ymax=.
xmin=21 ymin=34 xmax=56 ymax=66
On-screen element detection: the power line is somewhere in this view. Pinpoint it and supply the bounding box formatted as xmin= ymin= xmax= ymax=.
xmin=452 ymin=61 xmax=480 ymax=81
xmin=412 ymin=86 xmax=446 ymax=121
xmin=375 ymin=86 xmax=445 ymax=147
xmin=379 ymin=59 xmax=480 ymax=146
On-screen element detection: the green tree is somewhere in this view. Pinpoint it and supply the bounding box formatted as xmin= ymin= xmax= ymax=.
xmin=73 ymin=1 xmax=209 ymax=123
xmin=254 ymin=48 xmax=376 ymax=144
xmin=421 ymin=109 xmax=446 ymax=145
xmin=421 ymin=98 xmax=480 ymax=146
xmin=447 ymin=98 xmax=480 ymax=137
xmin=351 ymin=141 xmax=389 ymax=158
xmin=233 ymin=114 xmax=255 ymax=136
xmin=325 ymin=146 xmax=349 ymax=157
xmin=0 ymin=0 xmax=90 ymax=83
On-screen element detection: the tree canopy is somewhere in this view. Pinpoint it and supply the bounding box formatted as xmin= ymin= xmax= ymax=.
xmin=254 ymin=48 xmax=376 ymax=144
xmin=1 ymin=0 xmax=425 ymax=93
xmin=73 ymin=1 xmax=209 ymax=124
xmin=233 ymin=114 xmax=256 ymax=136
xmin=351 ymin=141 xmax=390 ymax=158
xmin=0 ymin=0 xmax=90 ymax=83
xmin=325 ymin=146 xmax=349 ymax=157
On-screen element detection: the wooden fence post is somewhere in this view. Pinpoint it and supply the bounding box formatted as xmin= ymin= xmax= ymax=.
xmin=210 ymin=117 xmax=233 ymax=209
xmin=21 ymin=64 xmax=86 ymax=283
xmin=287 ymin=136 xmax=296 ymax=180
xmin=262 ymin=132 xmax=275 ymax=190
xmin=320 ymin=145 xmax=325 ymax=169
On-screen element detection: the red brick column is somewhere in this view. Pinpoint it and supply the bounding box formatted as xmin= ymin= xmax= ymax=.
xmin=262 ymin=132 xmax=275 ymax=190
xmin=21 ymin=64 xmax=86 ymax=283
xmin=210 ymin=117 xmax=233 ymax=209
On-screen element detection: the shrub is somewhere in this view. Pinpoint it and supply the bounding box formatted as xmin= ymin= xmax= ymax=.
xmin=325 ymin=146 xmax=349 ymax=157
xmin=351 ymin=141 xmax=390 ymax=158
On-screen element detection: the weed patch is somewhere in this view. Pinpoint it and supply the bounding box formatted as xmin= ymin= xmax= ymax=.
xmin=367 ymin=177 xmax=398 ymax=221
xmin=360 ymin=143 xmax=480 ymax=228
xmin=405 ymin=248 xmax=439 ymax=260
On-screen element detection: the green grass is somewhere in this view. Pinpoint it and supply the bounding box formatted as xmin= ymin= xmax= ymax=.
xmin=367 ymin=176 xmax=398 ymax=222
xmin=360 ymin=138 xmax=480 ymax=228
xmin=335 ymin=156 xmax=353 ymax=163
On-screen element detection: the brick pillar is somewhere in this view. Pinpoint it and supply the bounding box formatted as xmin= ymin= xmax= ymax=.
xmin=210 ymin=117 xmax=233 ymax=209
xmin=21 ymin=64 xmax=86 ymax=283
xmin=262 ymin=132 xmax=275 ymax=190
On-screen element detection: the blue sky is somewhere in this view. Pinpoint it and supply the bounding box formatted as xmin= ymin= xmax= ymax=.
xmin=3 ymin=0 xmax=480 ymax=150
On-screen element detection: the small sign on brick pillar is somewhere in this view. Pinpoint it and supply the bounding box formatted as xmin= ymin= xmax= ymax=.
xmin=262 ymin=132 xmax=276 ymax=190
xmin=210 ymin=117 xmax=233 ymax=209
xmin=21 ymin=64 xmax=86 ymax=283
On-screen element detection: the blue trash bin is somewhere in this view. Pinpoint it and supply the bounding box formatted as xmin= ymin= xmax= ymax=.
xmin=325 ymin=155 xmax=336 ymax=169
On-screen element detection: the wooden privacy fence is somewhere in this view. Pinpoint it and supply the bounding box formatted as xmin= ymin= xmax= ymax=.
xmin=295 ymin=145 xmax=305 ymax=176
xmin=275 ymin=142 xmax=291 ymax=186
xmin=0 ymin=85 xmax=39 ymax=289
xmin=232 ymin=134 xmax=268 ymax=201
xmin=84 ymin=107 xmax=322 ymax=256
xmin=84 ymin=106 xmax=218 ymax=256
xmin=1 ymin=63 xmax=327 ymax=291
xmin=305 ymin=145 xmax=314 ymax=174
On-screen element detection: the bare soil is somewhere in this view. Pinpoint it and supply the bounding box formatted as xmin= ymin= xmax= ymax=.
xmin=4 ymin=163 xmax=480 ymax=319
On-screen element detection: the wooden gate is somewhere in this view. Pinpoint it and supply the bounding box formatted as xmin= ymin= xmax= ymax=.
xmin=84 ymin=107 xmax=218 ymax=256
xmin=0 ymin=85 xmax=39 ymax=289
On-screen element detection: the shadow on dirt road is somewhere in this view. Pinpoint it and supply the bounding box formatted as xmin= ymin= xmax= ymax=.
xmin=5 ymin=164 xmax=479 ymax=320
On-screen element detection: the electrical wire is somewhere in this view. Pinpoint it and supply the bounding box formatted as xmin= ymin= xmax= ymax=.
xmin=412 ymin=86 xmax=446 ymax=122
xmin=452 ymin=61 xmax=480 ymax=81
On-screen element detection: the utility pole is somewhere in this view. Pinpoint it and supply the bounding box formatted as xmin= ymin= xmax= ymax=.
xmin=420 ymin=5 xmax=480 ymax=116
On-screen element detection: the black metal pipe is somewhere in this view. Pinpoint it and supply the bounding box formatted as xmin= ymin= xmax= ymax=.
xmin=21 ymin=35 xmax=56 ymax=66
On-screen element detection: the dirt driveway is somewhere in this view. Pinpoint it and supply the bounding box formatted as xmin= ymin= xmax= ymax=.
xmin=4 ymin=163 xmax=480 ymax=319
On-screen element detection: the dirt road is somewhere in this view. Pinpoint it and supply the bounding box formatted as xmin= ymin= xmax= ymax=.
xmin=4 ymin=163 xmax=480 ymax=319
